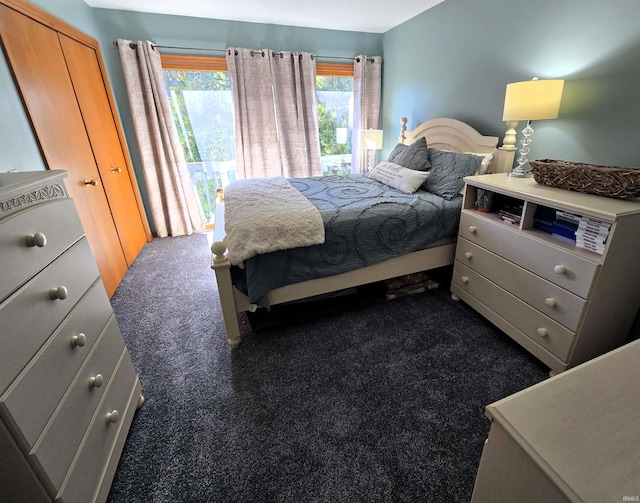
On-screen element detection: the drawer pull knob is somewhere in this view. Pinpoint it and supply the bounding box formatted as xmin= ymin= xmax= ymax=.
xmin=83 ymin=178 xmax=99 ymax=187
xmin=89 ymin=374 xmax=103 ymax=389
xmin=70 ymin=333 xmax=87 ymax=348
xmin=105 ymin=410 xmax=119 ymax=425
xmin=545 ymin=297 xmax=557 ymax=307
xmin=26 ymin=232 xmax=47 ymax=247
xmin=536 ymin=328 xmax=549 ymax=337
xmin=461 ymin=275 xmax=469 ymax=284
xmin=110 ymin=166 xmax=123 ymax=173
xmin=49 ymin=286 xmax=68 ymax=300
xmin=554 ymin=265 xmax=567 ymax=275
xmin=468 ymin=225 xmax=477 ymax=234
xmin=464 ymin=251 xmax=473 ymax=259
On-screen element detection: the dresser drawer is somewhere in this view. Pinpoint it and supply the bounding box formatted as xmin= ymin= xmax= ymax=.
xmin=452 ymin=262 xmax=576 ymax=361
xmin=0 ymin=280 xmax=113 ymax=450
xmin=0 ymin=237 xmax=100 ymax=395
xmin=455 ymin=238 xmax=586 ymax=331
xmin=0 ymin=199 xmax=84 ymax=303
xmin=57 ymin=350 xmax=139 ymax=503
xmin=29 ymin=316 xmax=125 ymax=493
xmin=459 ymin=211 xmax=599 ymax=298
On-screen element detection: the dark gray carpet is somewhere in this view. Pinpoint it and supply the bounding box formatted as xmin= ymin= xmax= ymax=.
xmin=107 ymin=233 xmax=548 ymax=503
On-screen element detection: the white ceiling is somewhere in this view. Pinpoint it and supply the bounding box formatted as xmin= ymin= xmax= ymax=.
xmin=83 ymin=0 xmax=445 ymax=33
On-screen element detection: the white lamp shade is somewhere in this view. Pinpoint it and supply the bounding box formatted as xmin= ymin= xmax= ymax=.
xmin=502 ymin=79 xmax=564 ymax=121
xmin=362 ymin=129 xmax=383 ymax=150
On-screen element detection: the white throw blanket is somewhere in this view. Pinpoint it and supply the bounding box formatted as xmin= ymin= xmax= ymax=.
xmin=223 ymin=176 xmax=325 ymax=266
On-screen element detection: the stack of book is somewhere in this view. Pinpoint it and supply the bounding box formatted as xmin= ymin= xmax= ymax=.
xmin=575 ymin=218 xmax=610 ymax=255
xmin=553 ymin=210 xmax=581 ymax=242
xmin=533 ymin=206 xmax=556 ymax=234
xmin=496 ymin=197 xmax=524 ymax=225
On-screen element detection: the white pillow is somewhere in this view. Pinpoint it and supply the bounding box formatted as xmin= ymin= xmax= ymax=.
xmin=368 ymin=161 xmax=430 ymax=194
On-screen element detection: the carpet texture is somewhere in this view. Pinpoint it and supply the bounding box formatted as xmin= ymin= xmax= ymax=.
xmin=107 ymin=233 xmax=548 ymax=502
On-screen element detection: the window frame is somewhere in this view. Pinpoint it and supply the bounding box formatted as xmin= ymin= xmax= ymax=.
xmin=161 ymin=54 xmax=354 ymax=77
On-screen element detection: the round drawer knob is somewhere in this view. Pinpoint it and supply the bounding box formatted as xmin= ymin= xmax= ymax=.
xmin=464 ymin=251 xmax=473 ymax=259
xmin=461 ymin=275 xmax=469 ymax=284
xmin=70 ymin=333 xmax=87 ymax=348
xmin=554 ymin=265 xmax=567 ymax=275
xmin=105 ymin=410 xmax=119 ymax=424
xmin=468 ymin=225 xmax=477 ymax=234
xmin=544 ymin=297 xmax=557 ymax=307
xmin=49 ymin=285 xmax=68 ymax=300
xmin=26 ymin=232 xmax=47 ymax=248
xmin=89 ymin=374 xmax=103 ymax=389
xmin=536 ymin=327 xmax=549 ymax=337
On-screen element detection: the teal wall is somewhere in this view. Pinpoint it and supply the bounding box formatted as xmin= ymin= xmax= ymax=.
xmin=382 ymin=0 xmax=640 ymax=167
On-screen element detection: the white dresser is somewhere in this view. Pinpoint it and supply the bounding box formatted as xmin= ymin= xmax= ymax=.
xmin=451 ymin=173 xmax=640 ymax=374
xmin=0 ymin=170 xmax=142 ymax=503
xmin=472 ymin=338 xmax=640 ymax=502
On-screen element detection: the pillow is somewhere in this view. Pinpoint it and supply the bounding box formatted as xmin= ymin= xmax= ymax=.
xmin=386 ymin=137 xmax=431 ymax=172
xmin=436 ymin=149 xmax=493 ymax=175
xmin=368 ymin=161 xmax=430 ymax=194
xmin=423 ymin=148 xmax=484 ymax=200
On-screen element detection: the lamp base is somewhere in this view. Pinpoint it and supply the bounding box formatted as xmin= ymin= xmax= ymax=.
xmin=508 ymin=166 xmax=532 ymax=178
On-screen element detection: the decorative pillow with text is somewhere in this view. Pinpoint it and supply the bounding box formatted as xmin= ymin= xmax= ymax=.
xmin=368 ymin=161 xmax=430 ymax=194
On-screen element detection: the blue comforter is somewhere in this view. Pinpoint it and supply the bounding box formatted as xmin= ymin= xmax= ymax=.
xmin=231 ymin=174 xmax=462 ymax=307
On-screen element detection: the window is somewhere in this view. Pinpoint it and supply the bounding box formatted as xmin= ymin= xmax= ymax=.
xmin=316 ymin=63 xmax=354 ymax=175
xmin=162 ymin=55 xmax=354 ymax=224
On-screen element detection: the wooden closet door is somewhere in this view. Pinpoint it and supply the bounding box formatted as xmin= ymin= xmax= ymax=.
xmin=0 ymin=4 xmax=127 ymax=296
xmin=58 ymin=35 xmax=149 ymax=265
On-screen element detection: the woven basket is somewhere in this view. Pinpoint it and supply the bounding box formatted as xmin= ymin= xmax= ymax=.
xmin=529 ymin=159 xmax=640 ymax=199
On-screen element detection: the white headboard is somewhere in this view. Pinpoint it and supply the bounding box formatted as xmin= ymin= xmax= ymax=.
xmin=399 ymin=117 xmax=516 ymax=174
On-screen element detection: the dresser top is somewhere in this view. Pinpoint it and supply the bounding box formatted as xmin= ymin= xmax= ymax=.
xmin=466 ymin=173 xmax=640 ymax=220
xmin=0 ymin=170 xmax=69 ymax=218
xmin=486 ymin=339 xmax=640 ymax=501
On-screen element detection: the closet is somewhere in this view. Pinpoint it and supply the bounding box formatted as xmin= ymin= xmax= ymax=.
xmin=0 ymin=0 xmax=150 ymax=297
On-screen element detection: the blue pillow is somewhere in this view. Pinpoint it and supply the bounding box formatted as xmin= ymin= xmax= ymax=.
xmin=423 ymin=148 xmax=483 ymax=200
xmin=387 ymin=137 xmax=431 ymax=172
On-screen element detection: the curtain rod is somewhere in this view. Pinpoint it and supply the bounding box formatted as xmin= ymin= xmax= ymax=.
xmin=113 ymin=41 xmax=377 ymax=62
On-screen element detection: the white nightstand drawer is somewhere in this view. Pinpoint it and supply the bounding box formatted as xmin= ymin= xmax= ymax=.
xmin=57 ymin=351 xmax=139 ymax=503
xmin=0 ymin=199 xmax=84 ymax=303
xmin=0 ymin=280 xmax=113 ymax=450
xmin=0 ymin=237 xmax=100 ymax=395
xmin=459 ymin=211 xmax=599 ymax=298
xmin=29 ymin=316 xmax=125 ymax=493
xmin=453 ymin=262 xmax=576 ymax=361
xmin=455 ymin=238 xmax=586 ymax=331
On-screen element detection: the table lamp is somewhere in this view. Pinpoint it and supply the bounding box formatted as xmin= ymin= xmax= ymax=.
xmin=362 ymin=129 xmax=383 ymax=171
xmin=502 ymin=78 xmax=564 ymax=177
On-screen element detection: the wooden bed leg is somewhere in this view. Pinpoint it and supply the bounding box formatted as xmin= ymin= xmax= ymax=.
xmin=211 ymin=241 xmax=242 ymax=347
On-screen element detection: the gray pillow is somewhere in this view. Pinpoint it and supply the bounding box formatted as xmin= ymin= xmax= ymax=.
xmin=423 ymin=148 xmax=483 ymax=200
xmin=387 ymin=137 xmax=431 ymax=172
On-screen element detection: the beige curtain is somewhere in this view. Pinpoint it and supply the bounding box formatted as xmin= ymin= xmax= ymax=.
xmin=226 ymin=48 xmax=322 ymax=179
xmin=353 ymin=56 xmax=383 ymax=173
xmin=116 ymin=39 xmax=202 ymax=237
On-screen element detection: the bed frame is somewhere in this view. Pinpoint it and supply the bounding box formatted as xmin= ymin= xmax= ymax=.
xmin=211 ymin=117 xmax=516 ymax=346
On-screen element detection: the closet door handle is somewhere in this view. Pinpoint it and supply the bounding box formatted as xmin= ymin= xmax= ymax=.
xmin=84 ymin=178 xmax=99 ymax=187
xmin=110 ymin=166 xmax=122 ymax=173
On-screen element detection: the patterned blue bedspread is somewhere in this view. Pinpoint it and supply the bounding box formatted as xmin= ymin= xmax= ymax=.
xmin=231 ymin=174 xmax=462 ymax=307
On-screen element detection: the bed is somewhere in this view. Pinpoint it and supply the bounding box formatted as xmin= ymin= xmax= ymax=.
xmin=211 ymin=117 xmax=516 ymax=346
